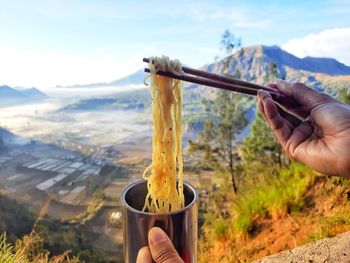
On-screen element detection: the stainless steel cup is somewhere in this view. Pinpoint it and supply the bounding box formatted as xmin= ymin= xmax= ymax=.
xmin=121 ymin=179 xmax=198 ymax=263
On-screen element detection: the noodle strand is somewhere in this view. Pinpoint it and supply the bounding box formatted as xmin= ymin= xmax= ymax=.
xmin=142 ymin=56 xmax=185 ymax=213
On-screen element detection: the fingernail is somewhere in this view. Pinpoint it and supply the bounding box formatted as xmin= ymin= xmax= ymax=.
xmin=257 ymin=89 xmax=264 ymax=98
xmin=149 ymin=228 xmax=167 ymax=246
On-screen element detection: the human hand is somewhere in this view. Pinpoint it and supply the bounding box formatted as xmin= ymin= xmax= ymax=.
xmin=257 ymin=79 xmax=350 ymax=178
xmin=137 ymin=227 xmax=184 ymax=263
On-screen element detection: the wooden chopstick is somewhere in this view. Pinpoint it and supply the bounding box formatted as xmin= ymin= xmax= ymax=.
xmin=143 ymin=58 xmax=282 ymax=96
xmin=144 ymin=68 xmax=286 ymax=99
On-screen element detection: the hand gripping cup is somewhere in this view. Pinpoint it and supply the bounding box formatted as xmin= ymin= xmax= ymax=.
xmin=121 ymin=180 xmax=198 ymax=263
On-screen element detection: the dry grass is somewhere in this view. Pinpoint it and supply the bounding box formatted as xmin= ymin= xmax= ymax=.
xmin=0 ymin=198 xmax=80 ymax=263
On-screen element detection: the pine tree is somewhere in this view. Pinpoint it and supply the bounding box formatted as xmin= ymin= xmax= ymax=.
xmin=242 ymin=62 xmax=283 ymax=176
xmin=189 ymin=30 xmax=246 ymax=193
xmin=189 ymin=92 xmax=248 ymax=193
xmin=338 ymin=87 xmax=350 ymax=105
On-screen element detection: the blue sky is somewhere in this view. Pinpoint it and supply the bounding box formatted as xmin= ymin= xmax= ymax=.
xmin=1 ymin=0 xmax=350 ymax=88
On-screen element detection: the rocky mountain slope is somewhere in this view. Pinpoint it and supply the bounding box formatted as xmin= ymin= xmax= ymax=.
xmin=190 ymin=45 xmax=350 ymax=99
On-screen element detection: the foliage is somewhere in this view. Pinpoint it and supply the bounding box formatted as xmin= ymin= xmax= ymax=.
xmin=263 ymin=62 xmax=279 ymax=83
xmin=0 ymin=233 xmax=27 ymax=263
xmin=189 ymin=30 xmax=248 ymax=193
xmin=189 ymin=92 xmax=248 ymax=192
xmin=0 ymin=232 xmax=80 ymax=263
xmin=217 ymin=30 xmax=242 ymax=73
xmin=232 ymin=162 xmax=315 ymax=235
xmin=307 ymin=214 xmax=350 ymax=243
xmin=0 ymin=195 xmax=110 ymax=263
xmin=337 ymin=87 xmax=350 ymax=104
xmin=0 ymin=195 xmax=36 ymax=240
xmin=242 ymin=111 xmax=284 ymax=177
xmin=69 ymin=194 xmax=104 ymax=225
xmin=220 ymin=30 xmax=242 ymax=55
xmin=198 ymin=162 xmax=317 ymax=262
xmin=242 ymin=62 xmax=284 ymax=177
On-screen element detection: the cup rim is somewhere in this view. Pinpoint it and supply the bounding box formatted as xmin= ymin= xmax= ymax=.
xmin=120 ymin=179 xmax=198 ymax=216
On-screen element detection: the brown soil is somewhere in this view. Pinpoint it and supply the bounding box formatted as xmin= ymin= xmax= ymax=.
xmin=243 ymin=176 xmax=350 ymax=261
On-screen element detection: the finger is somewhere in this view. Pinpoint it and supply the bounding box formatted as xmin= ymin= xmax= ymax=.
xmin=259 ymin=90 xmax=302 ymax=128
xmin=148 ymin=227 xmax=183 ymax=263
xmin=278 ymin=105 xmax=302 ymax=129
xmin=266 ymin=82 xmax=308 ymax=118
xmin=274 ymin=79 xmax=334 ymax=113
xmin=137 ymin=246 xmax=153 ymax=263
xmin=265 ymin=83 xmax=279 ymax=91
xmin=257 ymin=91 xmax=267 ymax=120
xmin=284 ymin=121 xmax=314 ymax=161
xmin=260 ymin=90 xmax=292 ymax=147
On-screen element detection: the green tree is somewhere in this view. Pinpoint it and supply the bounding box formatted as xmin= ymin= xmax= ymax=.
xmin=189 ymin=30 xmax=247 ymax=193
xmin=263 ymin=62 xmax=278 ymax=83
xmin=190 ymin=92 xmax=248 ymax=193
xmin=242 ymin=62 xmax=283 ymax=175
xmin=242 ymin=111 xmax=283 ymax=175
xmin=338 ymin=87 xmax=350 ymax=104
xmin=219 ymin=30 xmax=242 ymax=75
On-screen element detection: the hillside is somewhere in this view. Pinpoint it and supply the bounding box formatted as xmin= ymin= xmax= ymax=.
xmin=0 ymin=86 xmax=48 ymax=107
xmin=0 ymin=127 xmax=31 ymax=145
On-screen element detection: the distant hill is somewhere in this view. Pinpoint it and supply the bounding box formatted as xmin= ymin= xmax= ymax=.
xmin=109 ymin=69 xmax=145 ymax=86
xmin=21 ymin=87 xmax=48 ymax=100
xmin=0 ymin=85 xmax=48 ymax=106
xmin=0 ymin=85 xmax=26 ymax=99
xmin=0 ymin=127 xmax=31 ymax=145
xmin=60 ymin=89 xmax=150 ymax=111
xmin=56 ymin=69 xmax=146 ymax=89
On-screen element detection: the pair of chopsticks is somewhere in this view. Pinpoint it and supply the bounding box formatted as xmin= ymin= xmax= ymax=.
xmin=143 ymin=58 xmax=285 ymax=100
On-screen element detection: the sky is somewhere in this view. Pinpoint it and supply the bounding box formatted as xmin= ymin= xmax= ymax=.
xmin=0 ymin=0 xmax=350 ymax=89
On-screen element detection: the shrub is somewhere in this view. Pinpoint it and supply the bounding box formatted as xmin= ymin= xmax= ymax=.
xmin=213 ymin=218 xmax=229 ymax=239
xmin=232 ymin=162 xmax=315 ymax=236
xmin=0 ymin=232 xmax=79 ymax=263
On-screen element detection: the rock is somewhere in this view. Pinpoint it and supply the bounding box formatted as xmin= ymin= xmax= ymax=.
xmin=254 ymin=231 xmax=350 ymax=263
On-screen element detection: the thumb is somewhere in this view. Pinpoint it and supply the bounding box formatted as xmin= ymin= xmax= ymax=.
xmin=148 ymin=227 xmax=184 ymax=263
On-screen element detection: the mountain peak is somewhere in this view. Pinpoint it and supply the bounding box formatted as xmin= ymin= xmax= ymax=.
xmin=224 ymin=45 xmax=350 ymax=76
xmin=0 ymin=85 xmax=48 ymax=107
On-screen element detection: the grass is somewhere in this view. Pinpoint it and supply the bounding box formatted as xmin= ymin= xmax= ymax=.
xmin=0 ymin=232 xmax=79 ymax=263
xmin=0 ymin=233 xmax=27 ymax=263
xmin=306 ymin=214 xmax=350 ymax=243
xmin=232 ymin=162 xmax=315 ymax=236
xmin=213 ymin=218 xmax=229 ymax=239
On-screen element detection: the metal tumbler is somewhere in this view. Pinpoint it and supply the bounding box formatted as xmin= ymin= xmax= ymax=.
xmin=121 ymin=179 xmax=198 ymax=263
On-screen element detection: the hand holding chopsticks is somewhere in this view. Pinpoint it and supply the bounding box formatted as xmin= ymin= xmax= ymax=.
xmin=143 ymin=57 xmax=285 ymax=100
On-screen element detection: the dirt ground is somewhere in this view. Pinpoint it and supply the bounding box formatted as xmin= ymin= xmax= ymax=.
xmin=254 ymin=231 xmax=350 ymax=263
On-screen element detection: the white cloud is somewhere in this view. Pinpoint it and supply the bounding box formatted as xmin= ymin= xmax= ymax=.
xmin=185 ymin=4 xmax=271 ymax=29
xmin=0 ymin=46 xmax=142 ymax=89
xmin=282 ymin=27 xmax=350 ymax=66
